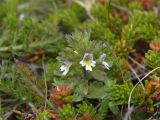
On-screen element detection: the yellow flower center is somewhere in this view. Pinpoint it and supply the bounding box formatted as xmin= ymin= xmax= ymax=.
xmin=84 ymin=60 xmax=91 ymax=66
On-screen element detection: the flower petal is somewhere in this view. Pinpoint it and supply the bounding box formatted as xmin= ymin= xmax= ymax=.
xmin=102 ymin=61 xmax=110 ymax=70
xmin=86 ymin=65 xmax=92 ymax=71
xmin=60 ymin=66 xmax=65 ymax=71
xmin=60 ymin=63 xmax=71 ymax=76
xmin=85 ymin=65 xmax=89 ymax=71
xmin=62 ymin=68 xmax=69 ymax=76
xmin=99 ymin=53 xmax=106 ymax=62
xmin=88 ymin=66 xmax=92 ymax=71
xmin=91 ymin=60 xmax=96 ymax=67
xmin=80 ymin=60 xmax=85 ymax=66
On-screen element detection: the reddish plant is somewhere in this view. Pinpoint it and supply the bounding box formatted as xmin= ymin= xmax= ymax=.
xmin=48 ymin=110 xmax=59 ymax=120
xmin=78 ymin=113 xmax=99 ymax=120
xmin=50 ymin=86 xmax=72 ymax=106
xmin=78 ymin=113 xmax=92 ymax=120
xmin=140 ymin=0 xmax=153 ymax=11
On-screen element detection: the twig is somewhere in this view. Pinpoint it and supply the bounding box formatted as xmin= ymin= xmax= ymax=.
xmin=42 ymin=56 xmax=47 ymax=111
xmin=154 ymin=101 xmax=160 ymax=107
xmin=128 ymin=56 xmax=147 ymax=70
xmin=148 ymin=111 xmax=157 ymax=120
xmin=120 ymin=105 xmax=124 ymax=118
xmin=129 ymin=73 xmax=147 ymax=81
xmin=73 ymin=0 xmax=85 ymax=8
xmin=128 ymin=67 xmax=160 ymax=119
xmin=1 ymin=99 xmax=17 ymax=103
xmin=123 ymin=106 xmax=134 ymax=120
xmin=111 ymin=3 xmax=130 ymax=14
xmin=3 ymin=105 xmax=18 ymax=120
xmin=23 ymin=76 xmax=44 ymax=98
xmin=72 ymin=0 xmax=96 ymax=21
xmin=127 ymin=62 xmax=145 ymax=90
xmin=107 ymin=0 xmax=112 ymax=22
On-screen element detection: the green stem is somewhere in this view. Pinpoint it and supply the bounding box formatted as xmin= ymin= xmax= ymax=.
xmin=107 ymin=0 xmax=112 ymax=22
xmin=0 ymin=45 xmax=23 ymax=51
xmin=83 ymin=67 xmax=87 ymax=80
xmin=83 ymin=67 xmax=89 ymax=95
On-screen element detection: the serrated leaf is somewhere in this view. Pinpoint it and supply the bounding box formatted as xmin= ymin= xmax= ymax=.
xmin=72 ymin=94 xmax=83 ymax=102
xmin=86 ymin=82 xmax=107 ymax=99
xmin=92 ymin=69 xmax=106 ymax=81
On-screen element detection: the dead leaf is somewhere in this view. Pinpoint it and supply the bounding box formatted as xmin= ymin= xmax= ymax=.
xmin=48 ymin=110 xmax=59 ymax=120
xmin=149 ymin=41 xmax=160 ymax=51
xmin=12 ymin=109 xmax=22 ymax=115
xmin=145 ymin=82 xmax=152 ymax=94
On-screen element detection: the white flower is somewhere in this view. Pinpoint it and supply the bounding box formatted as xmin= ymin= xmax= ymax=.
xmin=99 ymin=53 xmax=112 ymax=70
xmin=102 ymin=61 xmax=110 ymax=70
xmin=19 ymin=14 xmax=25 ymax=20
xmin=80 ymin=53 xmax=96 ymax=71
xmin=59 ymin=61 xmax=72 ymax=76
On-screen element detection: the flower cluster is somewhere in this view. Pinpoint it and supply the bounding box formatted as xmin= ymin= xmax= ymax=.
xmin=59 ymin=53 xmax=111 ymax=76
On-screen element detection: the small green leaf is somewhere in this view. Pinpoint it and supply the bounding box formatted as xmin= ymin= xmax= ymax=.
xmin=86 ymin=82 xmax=107 ymax=99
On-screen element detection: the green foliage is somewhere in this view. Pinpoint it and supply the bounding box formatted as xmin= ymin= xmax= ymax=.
xmin=36 ymin=110 xmax=50 ymax=120
xmin=145 ymin=50 xmax=160 ymax=69
xmin=76 ymin=102 xmax=96 ymax=118
xmin=0 ymin=61 xmax=45 ymax=107
xmin=58 ymin=104 xmax=75 ymax=120
xmin=91 ymin=4 xmax=109 ymax=24
xmin=107 ymin=82 xmax=143 ymax=106
xmin=122 ymin=5 xmax=159 ymax=48
xmin=98 ymin=99 xmax=109 ymax=120
xmin=1 ymin=0 xmax=160 ymax=119
xmin=0 ymin=0 xmax=65 ymax=59
xmin=58 ymin=102 xmax=97 ymax=120
xmin=97 ymin=81 xmax=144 ymax=119
xmin=86 ymin=82 xmax=106 ymax=99
xmin=85 ymin=3 xmax=123 ymax=45
xmin=57 ymin=3 xmax=86 ymax=33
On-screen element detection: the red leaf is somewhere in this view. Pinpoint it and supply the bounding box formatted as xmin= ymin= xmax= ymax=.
xmin=140 ymin=0 xmax=153 ymax=11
